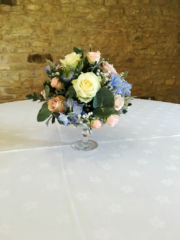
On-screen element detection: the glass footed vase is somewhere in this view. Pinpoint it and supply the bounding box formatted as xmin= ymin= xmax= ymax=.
xmin=71 ymin=128 xmax=98 ymax=151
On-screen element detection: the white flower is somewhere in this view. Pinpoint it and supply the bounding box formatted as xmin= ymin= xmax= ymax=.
xmin=72 ymin=72 xmax=101 ymax=103
xmin=60 ymin=52 xmax=81 ymax=68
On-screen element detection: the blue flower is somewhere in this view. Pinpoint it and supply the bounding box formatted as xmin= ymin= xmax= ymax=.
xmin=60 ymin=99 xmax=84 ymax=126
xmin=110 ymin=74 xmax=132 ymax=96
xmin=60 ymin=70 xmax=74 ymax=82
xmin=44 ymin=63 xmax=58 ymax=73
xmin=44 ymin=65 xmax=51 ymax=73
xmin=59 ymin=113 xmax=68 ymax=126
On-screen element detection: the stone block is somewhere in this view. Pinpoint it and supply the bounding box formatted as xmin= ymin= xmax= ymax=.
xmin=25 ymin=3 xmax=42 ymax=11
xmin=0 ymin=66 xmax=10 ymax=70
xmin=4 ymin=88 xmax=30 ymax=94
xmin=94 ymin=0 xmax=104 ymax=4
xmin=17 ymin=48 xmax=33 ymax=53
xmin=32 ymin=41 xmax=49 ymax=47
xmin=0 ymin=95 xmax=15 ymax=101
xmin=76 ymin=6 xmax=92 ymax=12
xmin=0 ymin=81 xmax=11 ymax=87
xmin=105 ymin=0 xmax=117 ymax=6
xmin=20 ymin=71 xmax=35 ymax=79
xmin=23 ymin=79 xmax=34 ymax=88
xmin=157 ymin=0 xmax=168 ymax=6
xmin=165 ymin=79 xmax=175 ymax=85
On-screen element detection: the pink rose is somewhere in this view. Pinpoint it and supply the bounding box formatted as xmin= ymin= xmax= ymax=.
xmin=47 ymin=95 xmax=67 ymax=113
xmin=107 ymin=115 xmax=118 ymax=127
xmin=51 ymin=77 xmax=64 ymax=89
xmin=91 ymin=119 xmax=102 ymax=129
xmin=114 ymin=95 xmax=124 ymax=111
xmin=102 ymin=62 xmax=117 ymax=76
xmin=87 ymin=51 xmax=101 ymax=64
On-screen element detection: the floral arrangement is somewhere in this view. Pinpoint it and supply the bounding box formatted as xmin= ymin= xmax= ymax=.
xmin=26 ymin=46 xmax=133 ymax=130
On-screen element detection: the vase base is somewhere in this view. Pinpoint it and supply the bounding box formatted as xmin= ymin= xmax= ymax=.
xmin=71 ymin=140 xmax=98 ymax=151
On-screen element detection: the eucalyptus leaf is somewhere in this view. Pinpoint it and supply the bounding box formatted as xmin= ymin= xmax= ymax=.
xmin=45 ymin=85 xmax=50 ymax=99
xmin=65 ymin=86 xmax=76 ymax=99
xmin=52 ymin=116 xmax=55 ymax=124
xmin=93 ymin=87 xmax=114 ymax=108
xmin=46 ymin=115 xmax=52 ymax=126
xmin=93 ymin=107 xmax=115 ymax=119
xmin=37 ymin=102 xmax=52 ymax=122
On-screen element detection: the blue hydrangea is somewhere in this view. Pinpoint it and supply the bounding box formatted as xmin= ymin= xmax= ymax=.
xmin=110 ymin=74 xmax=132 ymax=96
xmin=59 ymin=99 xmax=84 ymax=126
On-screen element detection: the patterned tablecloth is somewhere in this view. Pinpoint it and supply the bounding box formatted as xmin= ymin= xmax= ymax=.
xmin=0 ymin=99 xmax=180 ymax=240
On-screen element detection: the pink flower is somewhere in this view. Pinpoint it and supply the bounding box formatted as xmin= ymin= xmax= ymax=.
xmin=47 ymin=95 xmax=67 ymax=113
xmin=91 ymin=119 xmax=102 ymax=129
xmin=114 ymin=95 xmax=124 ymax=111
xmin=51 ymin=77 xmax=64 ymax=89
xmin=87 ymin=51 xmax=101 ymax=64
xmin=107 ymin=115 xmax=118 ymax=127
xmin=102 ymin=62 xmax=117 ymax=76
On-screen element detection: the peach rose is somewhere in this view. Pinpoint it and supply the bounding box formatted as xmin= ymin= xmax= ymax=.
xmin=51 ymin=77 xmax=64 ymax=89
xmin=102 ymin=62 xmax=117 ymax=76
xmin=87 ymin=51 xmax=101 ymax=64
xmin=114 ymin=95 xmax=124 ymax=111
xmin=91 ymin=119 xmax=102 ymax=129
xmin=107 ymin=115 xmax=118 ymax=127
xmin=47 ymin=95 xmax=67 ymax=113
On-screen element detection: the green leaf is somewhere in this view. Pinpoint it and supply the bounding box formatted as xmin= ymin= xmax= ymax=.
xmin=46 ymin=115 xmax=52 ymax=126
xmin=45 ymin=85 xmax=50 ymax=99
xmin=37 ymin=102 xmax=52 ymax=122
xmin=93 ymin=107 xmax=115 ymax=118
xmin=73 ymin=47 xmax=85 ymax=54
xmin=26 ymin=92 xmax=39 ymax=101
xmin=122 ymin=109 xmax=127 ymax=114
xmin=65 ymin=86 xmax=76 ymax=99
xmin=93 ymin=87 xmax=114 ymax=108
xmin=52 ymin=116 xmax=55 ymax=124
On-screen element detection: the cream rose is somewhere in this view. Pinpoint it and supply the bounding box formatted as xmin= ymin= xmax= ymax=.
xmin=72 ymin=72 xmax=101 ymax=103
xmin=60 ymin=52 xmax=81 ymax=68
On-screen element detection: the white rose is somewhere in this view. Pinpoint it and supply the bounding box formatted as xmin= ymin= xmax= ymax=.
xmin=60 ymin=52 xmax=81 ymax=67
xmin=72 ymin=72 xmax=101 ymax=103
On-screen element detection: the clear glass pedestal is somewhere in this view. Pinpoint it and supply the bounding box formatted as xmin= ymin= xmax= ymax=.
xmin=71 ymin=128 xmax=98 ymax=151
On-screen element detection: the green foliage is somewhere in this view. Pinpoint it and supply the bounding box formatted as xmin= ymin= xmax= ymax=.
xmin=46 ymin=59 xmax=56 ymax=71
xmin=45 ymin=85 xmax=50 ymax=99
xmin=65 ymin=86 xmax=76 ymax=99
xmin=52 ymin=116 xmax=55 ymax=124
xmin=121 ymin=71 xmax=128 ymax=79
xmin=93 ymin=107 xmax=115 ymax=118
xmin=93 ymin=87 xmax=114 ymax=108
xmin=46 ymin=115 xmax=52 ymax=126
xmin=122 ymin=109 xmax=127 ymax=114
xmin=93 ymin=87 xmax=115 ymax=118
xmin=37 ymin=102 xmax=52 ymax=122
xmin=26 ymin=92 xmax=39 ymax=101
xmin=73 ymin=47 xmax=85 ymax=54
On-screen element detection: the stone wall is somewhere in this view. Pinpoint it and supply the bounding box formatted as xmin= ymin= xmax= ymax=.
xmin=0 ymin=0 xmax=180 ymax=104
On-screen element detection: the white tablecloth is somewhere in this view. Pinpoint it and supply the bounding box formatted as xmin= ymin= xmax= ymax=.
xmin=0 ymin=99 xmax=180 ymax=240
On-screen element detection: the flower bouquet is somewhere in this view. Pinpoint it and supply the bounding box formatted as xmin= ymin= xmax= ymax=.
xmin=26 ymin=46 xmax=133 ymax=151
